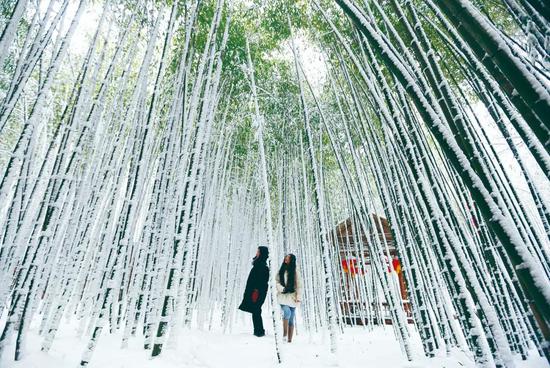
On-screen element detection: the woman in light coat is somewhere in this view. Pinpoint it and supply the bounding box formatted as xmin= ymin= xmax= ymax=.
xmin=275 ymin=254 xmax=301 ymax=342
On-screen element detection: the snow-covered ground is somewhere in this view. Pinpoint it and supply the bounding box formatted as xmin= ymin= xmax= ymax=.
xmin=1 ymin=316 xmax=546 ymax=368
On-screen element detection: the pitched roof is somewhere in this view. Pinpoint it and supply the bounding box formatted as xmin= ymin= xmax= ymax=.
xmin=334 ymin=214 xmax=395 ymax=253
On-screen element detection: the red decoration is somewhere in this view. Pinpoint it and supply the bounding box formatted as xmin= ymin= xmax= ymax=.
xmin=392 ymin=258 xmax=401 ymax=274
xmin=341 ymin=258 xmax=364 ymax=275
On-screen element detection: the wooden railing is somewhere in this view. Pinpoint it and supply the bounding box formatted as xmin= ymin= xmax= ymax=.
xmin=339 ymin=301 xmax=413 ymax=326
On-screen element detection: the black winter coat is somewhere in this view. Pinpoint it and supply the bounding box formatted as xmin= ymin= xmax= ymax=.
xmin=238 ymin=260 xmax=269 ymax=313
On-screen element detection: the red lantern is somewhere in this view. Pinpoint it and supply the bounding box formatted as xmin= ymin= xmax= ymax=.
xmin=341 ymin=259 xmax=349 ymax=273
xmin=342 ymin=258 xmax=365 ymax=275
xmin=392 ymin=257 xmax=401 ymax=274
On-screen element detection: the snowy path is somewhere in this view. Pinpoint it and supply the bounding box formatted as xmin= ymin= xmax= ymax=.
xmin=1 ymin=318 xmax=546 ymax=368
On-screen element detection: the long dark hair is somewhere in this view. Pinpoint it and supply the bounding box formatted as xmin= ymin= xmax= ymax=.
xmin=278 ymin=254 xmax=296 ymax=292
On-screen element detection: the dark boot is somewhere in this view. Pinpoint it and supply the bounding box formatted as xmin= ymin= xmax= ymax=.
xmin=282 ymin=319 xmax=288 ymax=338
xmin=288 ymin=325 xmax=294 ymax=343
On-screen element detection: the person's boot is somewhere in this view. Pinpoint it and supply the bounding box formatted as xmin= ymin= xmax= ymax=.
xmin=288 ymin=325 xmax=294 ymax=343
xmin=283 ymin=319 xmax=288 ymax=339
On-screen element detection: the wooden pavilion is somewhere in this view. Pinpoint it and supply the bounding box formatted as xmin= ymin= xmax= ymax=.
xmin=333 ymin=214 xmax=412 ymax=325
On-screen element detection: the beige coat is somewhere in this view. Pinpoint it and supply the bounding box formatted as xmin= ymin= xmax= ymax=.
xmin=275 ymin=268 xmax=302 ymax=308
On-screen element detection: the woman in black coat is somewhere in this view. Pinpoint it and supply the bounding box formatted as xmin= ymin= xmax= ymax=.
xmin=238 ymin=246 xmax=269 ymax=337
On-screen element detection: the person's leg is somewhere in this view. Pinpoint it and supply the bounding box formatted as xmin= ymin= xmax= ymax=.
xmin=253 ymin=311 xmax=260 ymax=335
xmin=281 ymin=305 xmax=290 ymax=338
xmin=257 ymin=308 xmax=264 ymax=335
xmin=289 ymin=307 xmax=296 ymax=326
xmin=252 ymin=309 xmax=265 ymax=336
xmin=252 ymin=311 xmax=258 ymax=334
xmin=288 ymin=307 xmax=296 ymax=342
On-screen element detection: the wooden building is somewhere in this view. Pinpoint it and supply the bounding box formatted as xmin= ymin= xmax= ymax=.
xmin=333 ymin=214 xmax=412 ymax=325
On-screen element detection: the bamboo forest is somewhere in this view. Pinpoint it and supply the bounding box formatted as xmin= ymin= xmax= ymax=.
xmin=0 ymin=0 xmax=549 ymax=367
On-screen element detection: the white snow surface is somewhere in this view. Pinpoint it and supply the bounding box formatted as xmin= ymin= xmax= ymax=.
xmin=1 ymin=316 xmax=546 ymax=368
